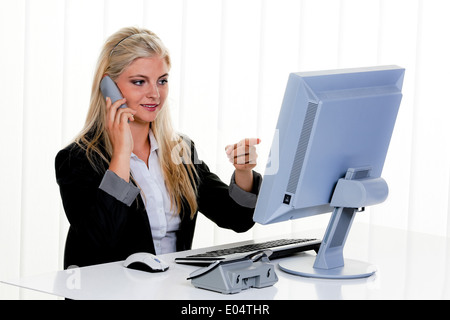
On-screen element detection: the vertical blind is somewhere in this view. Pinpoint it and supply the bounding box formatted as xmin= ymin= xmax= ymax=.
xmin=1 ymin=0 xmax=449 ymax=299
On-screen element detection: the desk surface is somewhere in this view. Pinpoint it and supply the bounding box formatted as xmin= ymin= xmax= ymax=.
xmin=3 ymin=223 xmax=450 ymax=300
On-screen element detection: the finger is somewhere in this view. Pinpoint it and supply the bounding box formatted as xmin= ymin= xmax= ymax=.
xmin=106 ymin=97 xmax=127 ymax=113
xmin=226 ymin=138 xmax=261 ymax=153
xmin=105 ymin=97 xmax=112 ymax=116
xmin=115 ymin=109 xmax=136 ymax=126
xmin=232 ymin=146 xmax=249 ymax=160
xmin=225 ymin=144 xmax=235 ymax=155
xmin=118 ymin=110 xmax=133 ymax=125
xmin=232 ymin=149 xmax=258 ymax=165
xmin=235 ymin=153 xmax=249 ymax=165
xmin=243 ymin=138 xmax=261 ymax=147
xmin=112 ymin=98 xmax=127 ymax=110
xmin=105 ymin=97 xmax=115 ymax=129
xmin=106 ymin=97 xmax=126 ymax=124
xmin=230 ymin=144 xmax=257 ymax=159
xmin=226 ymin=140 xmax=245 ymax=155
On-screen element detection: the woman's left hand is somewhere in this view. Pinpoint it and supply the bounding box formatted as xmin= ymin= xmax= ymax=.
xmin=225 ymin=138 xmax=261 ymax=192
xmin=225 ymin=138 xmax=261 ymax=171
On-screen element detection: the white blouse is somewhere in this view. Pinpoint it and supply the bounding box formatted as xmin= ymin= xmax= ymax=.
xmin=129 ymin=130 xmax=180 ymax=255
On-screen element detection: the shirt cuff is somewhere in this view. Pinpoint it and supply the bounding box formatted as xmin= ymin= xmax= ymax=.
xmin=228 ymin=171 xmax=262 ymax=208
xmin=99 ymin=170 xmax=140 ymax=207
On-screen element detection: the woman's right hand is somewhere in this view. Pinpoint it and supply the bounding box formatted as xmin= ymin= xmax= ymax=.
xmin=105 ymin=97 xmax=136 ymax=182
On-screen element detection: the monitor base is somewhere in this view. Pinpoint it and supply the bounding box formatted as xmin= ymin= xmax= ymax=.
xmin=278 ymin=253 xmax=376 ymax=280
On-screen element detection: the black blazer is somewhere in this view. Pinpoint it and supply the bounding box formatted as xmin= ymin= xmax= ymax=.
xmin=55 ymin=138 xmax=258 ymax=269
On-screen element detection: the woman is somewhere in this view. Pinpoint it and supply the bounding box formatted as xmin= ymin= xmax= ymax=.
xmin=55 ymin=26 xmax=262 ymax=268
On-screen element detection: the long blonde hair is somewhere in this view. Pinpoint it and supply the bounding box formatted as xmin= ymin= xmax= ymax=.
xmin=75 ymin=26 xmax=198 ymax=218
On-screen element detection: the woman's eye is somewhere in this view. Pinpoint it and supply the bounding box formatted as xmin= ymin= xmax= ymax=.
xmin=132 ymin=80 xmax=144 ymax=86
xmin=158 ymin=79 xmax=168 ymax=85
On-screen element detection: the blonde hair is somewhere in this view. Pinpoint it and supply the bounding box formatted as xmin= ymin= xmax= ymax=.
xmin=75 ymin=26 xmax=198 ymax=218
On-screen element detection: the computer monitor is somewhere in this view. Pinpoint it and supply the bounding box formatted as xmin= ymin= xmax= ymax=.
xmin=253 ymin=65 xmax=404 ymax=279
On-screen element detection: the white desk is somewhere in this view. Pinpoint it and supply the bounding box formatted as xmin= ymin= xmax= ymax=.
xmin=2 ymin=223 xmax=450 ymax=300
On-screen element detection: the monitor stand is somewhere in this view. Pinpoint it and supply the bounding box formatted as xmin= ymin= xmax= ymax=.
xmin=279 ymin=167 xmax=386 ymax=279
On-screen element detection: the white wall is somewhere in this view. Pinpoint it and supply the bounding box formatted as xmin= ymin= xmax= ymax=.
xmin=1 ymin=0 xmax=449 ymax=299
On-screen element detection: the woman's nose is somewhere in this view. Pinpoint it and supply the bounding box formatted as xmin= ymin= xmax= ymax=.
xmin=146 ymin=82 xmax=160 ymax=99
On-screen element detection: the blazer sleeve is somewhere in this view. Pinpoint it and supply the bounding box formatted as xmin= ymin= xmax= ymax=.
xmin=55 ymin=144 xmax=140 ymax=251
xmin=228 ymin=171 xmax=262 ymax=208
xmin=190 ymin=140 xmax=259 ymax=233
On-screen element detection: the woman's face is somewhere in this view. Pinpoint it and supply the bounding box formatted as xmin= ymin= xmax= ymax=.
xmin=115 ymin=56 xmax=169 ymax=124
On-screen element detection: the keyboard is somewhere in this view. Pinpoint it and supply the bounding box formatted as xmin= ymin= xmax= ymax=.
xmin=175 ymin=237 xmax=321 ymax=265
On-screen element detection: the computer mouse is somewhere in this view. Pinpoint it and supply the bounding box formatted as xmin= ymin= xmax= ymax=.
xmin=123 ymin=252 xmax=169 ymax=273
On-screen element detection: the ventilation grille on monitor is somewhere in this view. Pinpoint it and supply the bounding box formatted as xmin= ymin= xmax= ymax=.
xmin=286 ymin=102 xmax=318 ymax=195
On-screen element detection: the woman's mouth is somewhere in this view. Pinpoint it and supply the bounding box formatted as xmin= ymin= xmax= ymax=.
xmin=141 ymin=104 xmax=159 ymax=111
